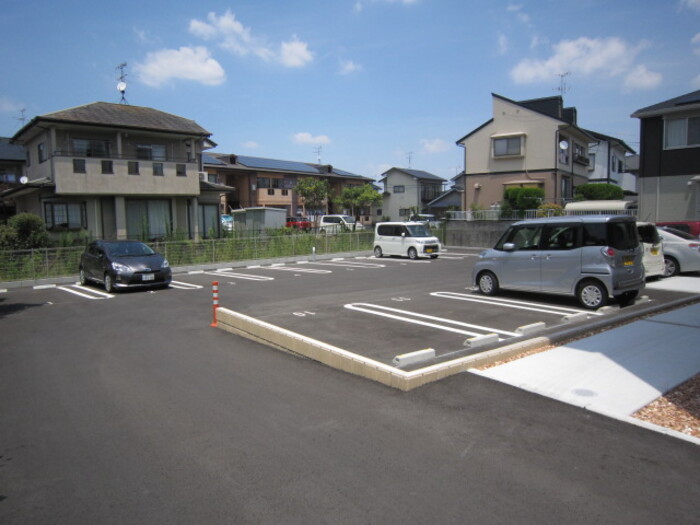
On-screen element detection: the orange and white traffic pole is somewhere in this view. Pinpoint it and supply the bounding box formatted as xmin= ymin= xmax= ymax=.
xmin=210 ymin=281 xmax=219 ymax=327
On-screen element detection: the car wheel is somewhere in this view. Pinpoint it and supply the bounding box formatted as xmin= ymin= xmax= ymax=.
xmin=79 ymin=267 xmax=88 ymax=286
xmin=477 ymin=271 xmax=499 ymax=296
xmin=374 ymin=246 xmax=383 ymax=258
xmin=408 ymin=247 xmax=418 ymax=260
xmin=430 ymin=255 xmax=438 ymax=259
xmin=577 ymin=280 xmax=607 ymax=309
xmin=104 ymin=273 xmax=116 ymax=293
xmin=663 ymin=255 xmax=680 ymax=277
xmin=615 ymin=290 xmax=638 ymax=307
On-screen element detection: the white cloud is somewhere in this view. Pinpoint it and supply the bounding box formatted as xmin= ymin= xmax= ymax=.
xmin=498 ymin=32 xmax=508 ymax=55
xmin=339 ymin=59 xmax=362 ymax=75
xmin=134 ymin=46 xmax=226 ymax=87
xmin=0 ymin=96 xmax=24 ymax=114
xmin=189 ymin=10 xmax=312 ymax=68
xmin=420 ymin=138 xmax=449 ymax=154
xmin=242 ymin=141 xmax=259 ymax=149
xmin=692 ymin=74 xmax=700 ymax=89
xmin=680 ymin=0 xmax=700 ymax=11
xmin=279 ymin=37 xmax=314 ymax=67
xmin=693 ymin=33 xmax=700 ymax=55
xmin=292 ymin=132 xmax=330 ymax=145
xmin=510 ymin=36 xmax=660 ymax=91
xmin=624 ymin=64 xmax=662 ymax=90
xmin=507 ymin=3 xmax=530 ymax=24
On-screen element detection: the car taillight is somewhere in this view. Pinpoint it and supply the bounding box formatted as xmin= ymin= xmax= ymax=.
xmin=689 ymin=243 xmax=699 ymax=249
xmin=602 ymin=247 xmax=616 ymax=257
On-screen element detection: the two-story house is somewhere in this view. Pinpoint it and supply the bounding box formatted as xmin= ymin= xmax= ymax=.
xmin=3 ymin=102 xmax=226 ymax=240
xmin=379 ymin=167 xmax=446 ymax=221
xmin=0 ymin=137 xmax=26 ymax=221
xmin=455 ymin=94 xmax=594 ymax=210
xmin=203 ymin=153 xmax=375 ymax=222
xmin=585 ymin=130 xmax=637 ymax=194
xmin=631 ymin=89 xmax=700 ymax=221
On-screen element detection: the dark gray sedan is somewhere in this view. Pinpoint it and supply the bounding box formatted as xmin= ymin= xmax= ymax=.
xmin=79 ymin=240 xmax=171 ymax=293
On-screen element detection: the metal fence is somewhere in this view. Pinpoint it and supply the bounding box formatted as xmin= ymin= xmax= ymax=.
xmin=0 ymin=231 xmax=375 ymax=284
xmin=446 ymin=209 xmax=637 ymax=221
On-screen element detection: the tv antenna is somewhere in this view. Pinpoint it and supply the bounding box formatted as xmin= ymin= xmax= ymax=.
xmin=314 ymin=145 xmax=322 ymax=164
xmin=555 ymin=72 xmax=571 ymax=96
xmin=14 ymin=108 xmax=27 ymax=127
xmin=407 ymin=151 xmax=413 ymax=168
xmin=116 ymin=62 xmax=128 ymax=104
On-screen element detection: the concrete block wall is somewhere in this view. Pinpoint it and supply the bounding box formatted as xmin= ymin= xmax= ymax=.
xmin=444 ymin=220 xmax=513 ymax=248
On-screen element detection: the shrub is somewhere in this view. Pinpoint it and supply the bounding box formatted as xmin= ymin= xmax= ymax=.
xmin=573 ymin=183 xmax=623 ymax=201
xmin=503 ymin=187 xmax=544 ymax=211
xmin=5 ymin=213 xmax=50 ymax=249
xmin=536 ymin=203 xmax=565 ymax=217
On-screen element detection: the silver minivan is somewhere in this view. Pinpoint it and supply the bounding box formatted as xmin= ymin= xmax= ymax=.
xmin=472 ymin=215 xmax=644 ymax=309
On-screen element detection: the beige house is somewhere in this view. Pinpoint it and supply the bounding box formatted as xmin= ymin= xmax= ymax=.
xmin=455 ymin=94 xmax=594 ymax=210
xmin=4 ymin=102 xmax=226 ymax=240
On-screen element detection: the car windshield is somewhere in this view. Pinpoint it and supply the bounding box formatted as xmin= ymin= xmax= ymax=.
xmin=341 ymin=216 xmax=356 ymax=224
xmin=105 ymin=241 xmax=155 ymax=257
xmin=221 ymin=215 xmax=233 ymax=222
xmin=637 ymin=224 xmax=660 ymax=244
xmin=405 ymin=224 xmax=431 ymax=237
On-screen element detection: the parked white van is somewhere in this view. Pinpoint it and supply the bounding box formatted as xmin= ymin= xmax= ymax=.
xmin=374 ymin=222 xmax=441 ymax=259
xmin=318 ymin=215 xmax=364 ymax=233
xmin=636 ymin=222 xmax=664 ymax=279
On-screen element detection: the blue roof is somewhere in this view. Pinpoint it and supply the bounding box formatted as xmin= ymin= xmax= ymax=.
xmin=236 ymin=155 xmax=320 ymax=174
xmin=202 ymin=153 xmax=227 ymax=165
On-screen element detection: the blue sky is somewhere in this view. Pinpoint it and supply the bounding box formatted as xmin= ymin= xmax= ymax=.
xmin=1 ymin=0 xmax=698 ymax=182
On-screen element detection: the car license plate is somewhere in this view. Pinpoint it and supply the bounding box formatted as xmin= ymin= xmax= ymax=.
xmin=651 ymin=247 xmax=659 ymax=255
xmin=623 ymin=256 xmax=634 ymax=266
xmin=426 ymin=248 xmax=433 ymax=253
xmin=142 ymin=273 xmax=155 ymax=281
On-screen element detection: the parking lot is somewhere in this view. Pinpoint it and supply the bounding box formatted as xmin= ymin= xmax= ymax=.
xmin=4 ymin=247 xmax=699 ymax=371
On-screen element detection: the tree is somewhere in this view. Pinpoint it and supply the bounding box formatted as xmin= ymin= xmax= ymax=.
xmin=334 ymin=183 xmax=382 ymax=218
xmin=295 ymin=177 xmax=332 ymax=226
xmin=0 ymin=213 xmax=50 ymax=249
xmin=574 ymin=183 xmax=624 ymax=201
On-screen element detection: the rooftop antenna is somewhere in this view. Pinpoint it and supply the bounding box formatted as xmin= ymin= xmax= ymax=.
xmin=407 ymin=151 xmax=413 ymax=168
xmin=555 ymin=71 xmax=571 ymax=97
xmin=14 ymin=108 xmax=27 ymax=127
xmin=314 ymin=145 xmax=322 ymax=164
xmin=116 ymin=62 xmax=128 ymax=104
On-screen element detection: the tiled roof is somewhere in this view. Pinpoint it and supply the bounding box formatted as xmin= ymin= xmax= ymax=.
xmin=632 ymin=90 xmax=700 ymax=118
xmin=0 ymin=137 xmax=25 ymax=160
xmin=21 ymin=102 xmax=211 ymax=136
xmin=381 ymin=167 xmax=446 ymax=182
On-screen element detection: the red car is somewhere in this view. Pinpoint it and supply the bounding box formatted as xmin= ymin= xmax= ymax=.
xmin=286 ymin=217 xmax=312 ymax=231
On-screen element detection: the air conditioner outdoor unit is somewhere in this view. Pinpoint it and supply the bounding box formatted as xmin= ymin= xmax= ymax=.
xmin=198 ymin=171 xmax=207 ymax=180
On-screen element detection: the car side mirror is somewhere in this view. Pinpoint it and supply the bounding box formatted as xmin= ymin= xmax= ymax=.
xmin=401 ymin=232 xmax=406 ymax=237
xmin=503 ymin=242 xmax=516 ymax=251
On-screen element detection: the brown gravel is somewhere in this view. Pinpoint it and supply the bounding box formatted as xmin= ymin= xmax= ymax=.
xmin=633 ymin=374 xmax=700 ymax=439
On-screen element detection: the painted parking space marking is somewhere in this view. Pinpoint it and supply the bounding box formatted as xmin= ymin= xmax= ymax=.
xmin=345 ymin=302 xmax=518 ymax=339
xmin=205 ymin=271 xmax=275 ymax=281
xmin=57 ymin=285 xmax=113 ymax=299
xmin=305 ymin=260 xmax=386 ymax=269
xmin=430 ymin=291 xmax=603 ymax=316
xmin=169 ymin=280 xmax=203 ymax=289
xmin=263 ymin=265 xmax=332 ymax=274
xmin=365 ymin=257 xmax=431 ymax=264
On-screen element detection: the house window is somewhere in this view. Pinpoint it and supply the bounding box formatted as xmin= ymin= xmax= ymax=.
xmin=257 ymin=177 xmax=270 ymax=189
xmin=393 ymin=185 xmax=405 ymax=193
xmin=493 ymin=136 xmax=522 ymax=157
xmin=267 ymin=188 xmax=275 ymax=196
xmin=573 ymin=143 xmax=588 ymax=165
xmin=136 ymin=144 xmax=166 ymax=160
xmin=38 ymin=142 xmax=47 ymax=163
xmin=101 ymin=160 xmax=113 ymax=174
xmin=207 ymin=173 xmax=217 ymax=183
xmin=126 ymin=199 xmax=171 ymax=240
xmin=588 ymin=153 xmax=596 ymax=168
xmin=44 ymin=202 xmax=87 ymax=230
xmin=665 ymin=116 xmax=700 ymax=149
xmin=72 ymin=139 xmax=111 ymax=157
xmin=376 ymin=208 xmax=382 ymax=216
xmin=128 ymin=161 xmax=140 ymax=175
xmin=281 ymin=189 xmax=289 ymax=196
xmin=399 ymin=208 xmax=410 ymax=217
xmin=153 ymin=162 xmax=164 ymax=176
xmin=611 ymin=155 xmax=618 ymax=173
xmin=271 ymin=178 xmax=281 ymax=189
xmin=73 ymin=159 xmax=86 ymax=173
xmin=176 ymin=164 xmax=186 ymax=177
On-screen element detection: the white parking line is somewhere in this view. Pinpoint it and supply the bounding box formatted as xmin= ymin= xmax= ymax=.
xmin=169 ymin=281 xmax=204 ymax=289
xmin=430 ymin=292 xmax=602 ymax=316
xmin=57 ymin=285 xmax=113 ymax=299
xmin=366 ymin=257 xmax=431 ymax=263
xmin=345 ymin=303 xmax=518 ymax=338
xmin=264 ymin=266 xmax=332 ymax=274
xmin=308 ymin=260 xmax=386 ymax=269
xmin=205 ymin=271 xmax=275 ymax=281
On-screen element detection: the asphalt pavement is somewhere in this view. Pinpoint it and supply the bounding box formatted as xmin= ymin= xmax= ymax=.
xmin=472 ymin=277 xmax=700 ymax=444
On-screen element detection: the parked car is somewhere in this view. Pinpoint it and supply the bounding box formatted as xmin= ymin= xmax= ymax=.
xmin=318 ymin=214 xmax=364 ymax=233
xmin=286 ymin=216 xmax=312 ymax=231
xmin=79 ymin=240 xmax=172 ymax=293
xmin=655 ymin=221 xmax=700 ymax=239
xmin=472 ymin=215 xmax=644 ymax=309
xmin=373 ymin=222 xmax=440 ymax=259
xmin=636 ymin=222 xmax=665 ymax=279
xmin=657 ymin=228 xmax=700 ymax=276
xmin=220 ymin=214 xmax=234 ymax=231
